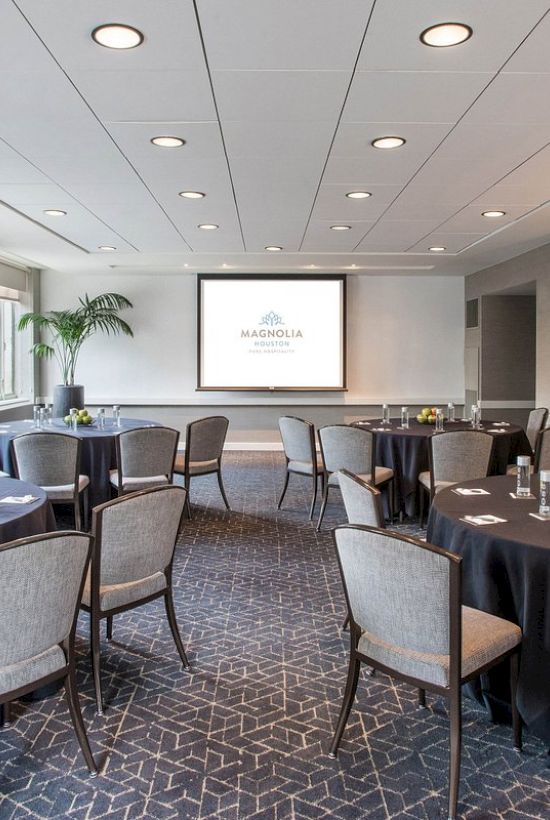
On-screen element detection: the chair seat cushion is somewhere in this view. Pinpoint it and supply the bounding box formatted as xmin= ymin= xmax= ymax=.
xmin=0 ymin=644 xmax=66 ymax=695
xmin=329 ymin=466 xmax=393 ymax=487
xmin=357 ymin=605 xmax=521 ymax=688
xmin=288 ymin=455 xmax=323 ymax=476
xmin=174 ymin=453 xmax=219 ymax=476
xmin=82 ymin=569 xmax=167 ymax=612
xmin=43 ymin=474 xmax=89 ymax=501
xmin=506 ymin=463 xmax=535 ymax=476
xmin=418 ymin=471 xmax=457 ymax=494
xmin=109 ymin=470 xmax=169 ymax=492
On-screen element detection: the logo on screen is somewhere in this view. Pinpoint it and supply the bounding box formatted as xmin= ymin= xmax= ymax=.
xmin=260 ymin=310 xmax=284 ymax=327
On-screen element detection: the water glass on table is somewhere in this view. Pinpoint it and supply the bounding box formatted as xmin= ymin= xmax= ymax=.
xmin=539 ymin=471 xmax=550 ymax=516
xmin=447 ymin=402 xmax=456 ymax=423
xmin=435 ymin=408 xmax=444 ymax=433
xmin=33 ymin=404 xmax=41 ymax=428
xmin=400 ymin=406 xmax=409 ymax=428
xmin=112 ymin=405 xmax=121 ymax=428
xmin=70 ymin=407 xmax=78 ymax=432
xmin=381 ymin=403 xmax=391 ymax=425
xmin=97 ymin=407 xmax=105 ymax=429
xmin=516 ymin=455 xmax=532 ymax=497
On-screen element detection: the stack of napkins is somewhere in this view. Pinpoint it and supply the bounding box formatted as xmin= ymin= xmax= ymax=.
xmin=460 ymin=514 xmax=507 ymax=526
xmin=0 ymin=495 xmax=38 ymax=504
xmin=452 ymin=487 xmax=490 ymax=496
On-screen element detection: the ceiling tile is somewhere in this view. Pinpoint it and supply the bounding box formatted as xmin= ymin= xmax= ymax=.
xmin=354 ymin=219 xmax=444 ymax=252
xmin=438 ymin=204 xmax=533 ymax=233
xmin=407 ymin=232 xmax=486 ymax=253
xmin=197 ymin=0 xmax=374 ymax=69
xmin=343 ymin=71 xmax=492 ymax=124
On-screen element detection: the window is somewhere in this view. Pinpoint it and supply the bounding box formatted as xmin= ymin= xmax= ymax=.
xmin=0 ymin=299 xmax=16 ymax=399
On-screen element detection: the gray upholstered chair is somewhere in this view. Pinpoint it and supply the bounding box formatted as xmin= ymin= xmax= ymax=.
xmin=11 ymin=432 xmax=89 ymax=530
xmin=506 ymin=407 xmax=547 ymax=475
xmin=277 ymin=416 xmax=324 ymax=518
xmin=0 ymin=531 xmax=97 ymax=775
xmin=110 ymin=426 xmax=179 ymax=495
xmin=535 ymin=426 xmax=550 ymax=472
xmin=317 ymin=425 xmax=394 ymax=531
xmin=174 ymin=416 xmax=230 ymax=516
xmin=81 ymin=485 xmax=189 ymax=715
xmin=330 ymin=525 xmax=522 ymax=820
xmin=419 ymin=430 xmax=493 ymax=526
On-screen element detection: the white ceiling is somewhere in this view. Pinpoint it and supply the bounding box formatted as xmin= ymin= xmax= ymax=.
xmin=1 ymin=0 xmax=550 ymax=276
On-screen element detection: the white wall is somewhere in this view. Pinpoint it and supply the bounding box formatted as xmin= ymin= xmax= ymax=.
xmin=39 ymin=270 xmax=464 ymax=440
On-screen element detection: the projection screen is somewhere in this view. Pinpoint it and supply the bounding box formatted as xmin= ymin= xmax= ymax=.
xmin=197 ymin=274 xmax=346 ymax=391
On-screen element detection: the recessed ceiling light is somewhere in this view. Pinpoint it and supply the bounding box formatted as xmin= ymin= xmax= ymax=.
xmin=43 ymin=209 xmax=66 ymax=217
xmin=91 ymin=24 xmax=144 ymax=49
xmin=330 ymin=225 xmax=351 ymax=231
xmin=179 ymin=191 xmax=205 ymax=199
xmin=429 ymin=246 xmax=446 ymax=252
xmin=482 ymin=210 xmax=506 ymax=218
xmin=183 ymin=263 xmax=189 ymax=267
xmin=420 ymin=23 xmax=473 ymax=48
xmin=346 ymin=191 xmax=371 ymax=199
xmin=265 ymin=245 xmax=283 ymax=251
xmin=98 ymin=245 xmax=117 ymax=251
xmin=198 ymin=223 xmax=219 ymax=230
xmin=372 ymin=136 xmax=406 ymax=150
xmin=151 ymin=136 xmax=185 ymax=148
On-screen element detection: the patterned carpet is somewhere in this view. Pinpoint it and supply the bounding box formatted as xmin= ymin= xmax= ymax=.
xmin=0 ymin=452 xmax=548 ymax=819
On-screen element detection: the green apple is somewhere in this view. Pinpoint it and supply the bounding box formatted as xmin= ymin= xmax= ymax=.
xmin=416 ymin=413 xmax=426 ymax=423
xmin=421 ymin=407 xmax=431 ymax=417
xmin=428 ymin=414 xmax=436 ymax=424
xmin=64 ymin=414 xmax=71 ymax=424
xmin=83 ymin=416 xmax=93 ymax=424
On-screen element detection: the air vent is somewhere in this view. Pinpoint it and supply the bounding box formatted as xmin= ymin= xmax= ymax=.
xmin=466 ymin=298 xmax=479 ymax=329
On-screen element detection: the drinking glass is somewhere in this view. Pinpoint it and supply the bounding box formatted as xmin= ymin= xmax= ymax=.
xmin=70 ymin=407 xmax=78 ymax=432
xmin=516 ymin=455 xmax=531 ymax=497
xmin=435 ymin=408 xmax=444 ymax=433
xmin=39 ymin=407 xmax=45 ymax=427
xmin=381 ymin=404 xmax=390 ymax=425
xmin=539 ymin=470 xmax=550 ymax=515
xmin=447 ymin=402 xmax=455 ymax=423
xmin=471 ymin=404 xmax=479 ymax=429
xmin=97 ymin=407 xmax=105 ymax=430
xmin=112 ymin=405 xmax=121 ymax=428
xmin=33 ymin=404 xmax=41 ymax=428
xmin=400 ymin=406 xmax=409 ymax=428
xmin=44 ymin=404 xmax=52 ymax=425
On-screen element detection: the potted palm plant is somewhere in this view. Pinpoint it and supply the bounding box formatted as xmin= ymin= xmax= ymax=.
xmin=18 ymin=292 xmax=134 ymax=417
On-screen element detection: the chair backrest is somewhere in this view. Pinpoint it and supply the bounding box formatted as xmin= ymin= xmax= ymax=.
xmin=335 ymin=469 xmax=385 ymax=528
xmin=91 ymin=485 xmax=187 ymax=587
xmin=116 ymin=426 xmax=179 ymax=479
xmin=11 ymin=432 xmax=80 ymax=487
xmin=429 ymin=430 xmax=493 ymax=485
xmin=0 ymin=532 xmax=92 ymax=681
xmin=185 ymin=416 xmax=229 ymax=465
xmin=318 ymin=425 xmax=374 ymax=476
xmin=278 ymin=416 xmax=316 ymax=464
xmin=334 ymin=525 xmax=461 ymax=662
xmin=526 ymin=407 xmax=548 ymax=452
xmin=535 ymin=427 xmax=550 ymax=472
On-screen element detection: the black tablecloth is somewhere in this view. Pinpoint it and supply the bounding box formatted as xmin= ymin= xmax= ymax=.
xmin=0 ymin=417 xmax=161 ymax=508
xmin=427 ymin=474 xmax=550 ymax=744
xmin=0 ymin=477 xmax=56 ymax=543
xmin=354 ymin=419 xmax=531 ymax=517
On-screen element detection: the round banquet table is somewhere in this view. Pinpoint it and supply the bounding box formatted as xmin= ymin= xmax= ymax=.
xmin=0 ymin=476 xmax=56 ymax=544
xmin=0 ymin=417 xmax=161 ymax=509
xmin=353 ymin=418 xmax=531 ymax=517
xmin=427 ymin=474 xmax=550 ymax=744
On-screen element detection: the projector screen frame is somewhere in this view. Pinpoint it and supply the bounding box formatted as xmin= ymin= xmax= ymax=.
xmin=196 ymin=273 xmax=347 ymax=392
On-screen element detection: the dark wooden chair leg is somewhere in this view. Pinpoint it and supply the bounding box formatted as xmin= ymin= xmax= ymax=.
xmin=1 ymin=701 xmax=12 ymax=726
xmin=277 ymin=471 xmax=290 ymax=510
xmin=90 ymin=614 xmax=104 ymax=715
xmin=106 ymin=616 xmax=113 ymax=641
xmin=216 ymin=470 xmax=231 ymax=511
xmin=448 ymin=690 xmax=462 ymax=820
xmin=418 ymin=688 xmax=426 ymax=707
xmin=74 ymin=494 xmax=82 ymax=531
xmin=316 ymin=483 xmax=330 ymax=532
xmin=341 ymin=614 xmax=350 ymax=631
xmin=510 ymin=652 xmax=522 ymax=750
xmin=184 ymin=484 xmax=192 ymax=520
xmin=164 ymin=591 xmax=190 ymax=670
xmin=328 ymin=652 xmax=361 ymax=758
xmin=82 ymin=486 xmax=89 ymax=532
xmin=308 ymin=472 xmax=318 ymax=520
xmin=64 ymin=667 xmax=98 ymax=776
xmin=419 ymin=485 xmax=425 ymax=528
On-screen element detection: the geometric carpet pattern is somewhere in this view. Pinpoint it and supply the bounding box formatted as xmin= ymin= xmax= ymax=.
xmin=0 ymin=451 xmax=548 ymax=819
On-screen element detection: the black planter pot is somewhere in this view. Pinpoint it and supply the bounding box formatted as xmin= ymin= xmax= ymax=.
xmin=53 ymin=384 xmax=85 ymax=419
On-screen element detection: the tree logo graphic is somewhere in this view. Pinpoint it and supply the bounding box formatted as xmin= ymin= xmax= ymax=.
xmin=260 ymin=310 xmax=284 ymax=327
